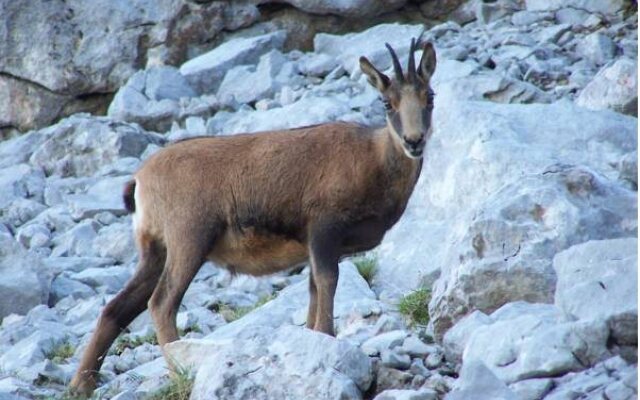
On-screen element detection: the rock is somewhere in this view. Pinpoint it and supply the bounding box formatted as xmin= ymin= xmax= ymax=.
xmin=554 ymin=8 xmax=591 ymax=26
xmin=51 ymin=220 xmax=100 ymax=257
xmin=66 ymin=175 xmax=133 ymax=220
xmin=524 ymin=0 xmax=627 ymax=16
xmin=91 ymin=222 xmax=135 ymax=263
xmin=476 ymin=0 xmax=522 ymax=24
xmin=179 ymin=325 xmax=372 ymax=400
xmin=508 ymin=378 xmax=553 ymax=400
xmin=375 ymin=366 xmax=414 ymax=392
xmin=29 ymin=115 xmax=161 ymax=177
xmin=443 ymin=311 xmax=492 ymax=363
xmin=461 ymin=302 xmax=611 ymax=384
xmin=445 ymin=360 xmax=517 ymax=400
xmin=0 ymin=235 xmax=50 ymax=319
xmin=381 ymin=350 xmax=411 ymax=370
xmin=0 ymin=164 xmax=45 ymax=209
xmin=3 ymin=199 xmax=47 ymax=228
xmin=576 ymin=32 xmax=618 ymax=66
xmin=180 ymin=31 xmax=287 ymax=95
xmin=362 ymin=330 xmax=408 ymax=356
xmin=0 ymin=377 xmax=32 ymax=399
xmin=314 ymin=24 xmax=425 ymax=75
xmin=417 ymin=97 xmax=637 ymax=338
xmin=544 ymin=356 xmax=637 ymax=399
xmin=553 ymin=238 xmax=638 ymax=346
xmin=217 ymin=50 xmax=298 ymax=105
xmin=576 ymin=58 xmax=638 ymax=116
xmin=374 ymin=389 xmax=438 ymax=400
xmin=0 ymin=131 xmax=47 ymax=169
xmin=272 ymin=0 xmax=406 ymax=17
xmin=42 ymin=256 xmax=116 ymax=275
xmin=50 ymin=275 xmax=96 ymax=304
xmin=511 ymin=10 xmax=553 ymax=25
xmin=207 ymin=96 xmax=352 ymax=135
xmin=176 ymin=307 xmax=226 ymax=335
xmin=70 ymin=265 xmax=131 ymax=293
xmin=144 ymin=66 xmax=196 ymax=101
xmin=15 ymin=223 xmax=51 ymax=249
xmin=400 ymin=336 xmax=434 ymax=358
xmin=0 ymin=330 xmax=68 ymax=379
xmin=298 ymin=53 xmax=339 ymax=77
xmin=618 ymin=151 xmax=638 ymax=188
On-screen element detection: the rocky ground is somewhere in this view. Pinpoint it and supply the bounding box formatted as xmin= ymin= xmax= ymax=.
xmin=0 ymin=0 xmax=638 ymax=399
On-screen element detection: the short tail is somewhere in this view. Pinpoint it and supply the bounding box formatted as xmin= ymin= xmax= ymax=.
xmin=123 ymin=180 xmax=136 ymax=213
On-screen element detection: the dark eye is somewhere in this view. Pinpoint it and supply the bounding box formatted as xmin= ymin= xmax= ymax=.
xmin=382 ymin=98 xmax=392 ymax=111
xmin=426 ymin=89 xmax=435 ymax=109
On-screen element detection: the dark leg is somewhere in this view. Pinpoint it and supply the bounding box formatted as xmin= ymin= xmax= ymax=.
xmin=70 ymin=236 xmax=165 ymax=396
xmin=306 ymin=270 xmax=318 ymax=330
xmin=308 ymin=225 xmax=341 ymax=336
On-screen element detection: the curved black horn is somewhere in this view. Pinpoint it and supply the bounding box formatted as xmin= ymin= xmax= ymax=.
xmin=407 ymin=38 xmax=417 ymax=83
xmin=385 ymin=43 xmax=404 ymax=82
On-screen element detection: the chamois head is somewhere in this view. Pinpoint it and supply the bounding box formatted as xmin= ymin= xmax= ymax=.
xmin=360 ymin=39 xmax=437 ymax=159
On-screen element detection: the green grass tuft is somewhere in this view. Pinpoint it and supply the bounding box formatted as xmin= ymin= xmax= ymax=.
xmin=45 ymin=339 xmax=75 ymax=364
xmin=145 ymin=365 xmax=194 ymax=400
xmin=397 ymin=287 xmax=431 ymax=326
xmin=218 ymin=293 xmax=276 ymax=323
xmin=352 ymin=254 xmax=378 ymax=286
xmin=110 ymin=332 xmax=158 ymax=356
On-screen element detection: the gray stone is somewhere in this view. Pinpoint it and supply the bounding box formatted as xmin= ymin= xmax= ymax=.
xmin=446 ymin=360 xmax=517 ymax=400
xmin=554 ymin=238 xmax=638 ymax=346
xmin=273 ymin=0 xmax=406 ymax=17
xmin=66 ymin=175 xmax=132 ymax=220
xmin=554 ymin=8 xmax=591 ymax=26
xmin=315 ymin=24 xmax=425 ymax=75
xmin=92 ymin=222 xmax=135 ymax=263
xmin=0 ymin=131 xmax=47 ymax=169
xmin=576 ymin=58 xmax=638 ymax=116
xmin=0 ymin=235 xmax=50 ymax=319
xmin=180 ymin=31 xmax=287 ymax=95
xmin=0 ymin=164 xmax=45 ymax=209
xmin=51 ymin=220 xmax=100 ymax=257
xmin=50 ymin=275 xmax=96 ymax=304
xmin=29 ymin=115 xmax=161 ymax=177
xmin=400 ymin=336 xmax=433 ymax=358
xmin=0 ymin=330 xmax=68 ymax=378
xmin=525 ymin=0 xmax=626 ymax=15
xmin=511 ymin=10 xmax=553 ymax=25
xmin=15 ymin=223 xmax=51 ymax=249
xmin=381 ymin=350 xmax=411 ymax=370
xmin=175 ymin=325 xmax=372 ymax=400
xmin=374 ymin=389 xmax=438 ymax=400
xmin=576 ymin=32 xmax=618 ymax=66
xmin=298 ymin=53 xmax=338 ymax=77
xmin=508 ymin=378 xmax=553 ymax=400
xmin=443 ymin=311 xmax=492 ymax=363
xmin=144 ymin=66 xmax=196 ymax=101
xmin=43 ymin=256 xmax=116 ymax=275
xmin=375 ymin=366 xmax=414 ymax=392
xmin=217 ymin=50 xmax=297 ymax=105
xmin=476 ymin=0 xmax=521 ymax=24
xmin=70 ymin=265 xmax=131 ymax=293
xmin=462 ymin=302 xmax=611 ymax=384
xmin=362 ymin=330 xmax=408 ymax=356
xmin=3 ymin=199 xmax=47 ymax=228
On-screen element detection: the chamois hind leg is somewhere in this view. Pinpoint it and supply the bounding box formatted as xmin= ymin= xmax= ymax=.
xmin=148 ymin=226 xmax=217 ymax=366
xmin=308 ymin=225 xmax=341 ymax=336
xmin=306 ymin=270 xmax=318 ymax=329
xmin=70 ymin=234 xmax=165 ymax=396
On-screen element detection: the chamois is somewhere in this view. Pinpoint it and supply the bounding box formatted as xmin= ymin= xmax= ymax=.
xmin=70 ymin=39 xmax=437 ymax=395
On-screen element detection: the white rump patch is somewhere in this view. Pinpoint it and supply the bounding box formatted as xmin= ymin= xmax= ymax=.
xmin=132 ymin=180 xmax=143 ymax=231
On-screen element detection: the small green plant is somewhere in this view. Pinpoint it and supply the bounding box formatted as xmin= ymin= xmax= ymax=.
xmin=110 ymin=332 xmax=158 ymax=356
xmin=352 ymin=254 xmax=378 ymax=286
xmin=217 ymin=293 xmax=276 ymax=323
xmin=45 ymin=339 xmax=76 ymax=364
xmin=146 ymin=365 xmax=194 ymax=400
xmin=397 ymin=287 xmax=431 ymax=326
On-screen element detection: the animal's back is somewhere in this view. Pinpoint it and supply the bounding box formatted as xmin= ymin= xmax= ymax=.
xmin=133 ymin=122 xmax=381 ymax=273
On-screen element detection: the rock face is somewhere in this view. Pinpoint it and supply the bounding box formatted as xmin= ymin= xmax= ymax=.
xmin=554 ymin=238 xmax=638 ymax=347
xmin=576 ymin=58 xmax=638 ymax=116
xmin=0 ymin=235 xmax=51 ymax=319
xmin=185 ymin=326 xmax=372 ymax=400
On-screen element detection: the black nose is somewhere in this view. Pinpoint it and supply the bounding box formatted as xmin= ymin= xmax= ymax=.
xmin=405 ymin=137 xmax=423 ymax=150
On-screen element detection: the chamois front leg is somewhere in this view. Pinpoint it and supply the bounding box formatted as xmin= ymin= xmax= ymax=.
xmin=306 ymin=270 xmax=318 ymax=329
xmin=308 ymin=226 xmax=341 ymax=336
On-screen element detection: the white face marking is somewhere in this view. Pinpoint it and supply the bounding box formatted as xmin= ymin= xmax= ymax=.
xmin=131 ymin=180 xmax=142 ymax=232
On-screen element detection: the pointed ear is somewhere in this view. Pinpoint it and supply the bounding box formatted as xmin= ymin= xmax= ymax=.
xmin=359 ymin=56 xmax=390 ymax=92
xmin=418 ymin=42 xmax=436 ymax=82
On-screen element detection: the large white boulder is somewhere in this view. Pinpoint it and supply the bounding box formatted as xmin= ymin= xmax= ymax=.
xmin=553 ymin=238 xmax=638 ymax=347
xmin=180 ymin=31 xmax=287 ymax=94
xmin=576 ymin=58 xmax=638 ymax=116
xmin=182 ymin=325 xmax=372 ymax=400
